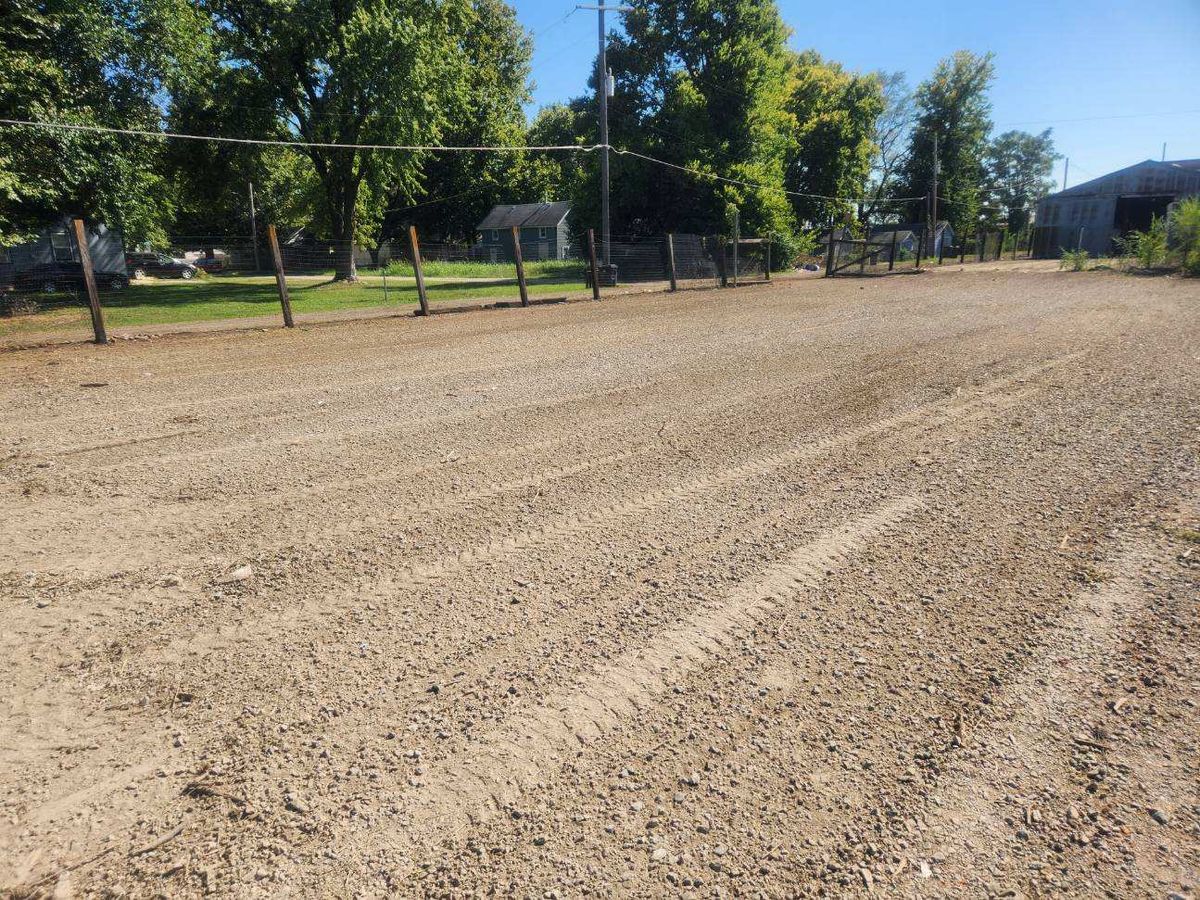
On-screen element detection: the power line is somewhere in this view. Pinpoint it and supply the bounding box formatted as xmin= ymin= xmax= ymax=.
xmin=0 ymin=118 xmax=595 ymax=153
xmin=995 ymin=108 xmax=1200 ymax=128
xmin=611 ymin=147 xmax=926 ymax=203
xmin=0 ymin=117 xmax=924 ymax=205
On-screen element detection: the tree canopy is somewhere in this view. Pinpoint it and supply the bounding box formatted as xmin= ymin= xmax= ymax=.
xmin=897 ymin=50 xmax=996 ymax=238
xmin=2 ymin=0 xmax=1043 ymax=264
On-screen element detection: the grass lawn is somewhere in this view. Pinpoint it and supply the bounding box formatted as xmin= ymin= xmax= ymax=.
xmin=1 ymin=270 xmax=587 ymax=338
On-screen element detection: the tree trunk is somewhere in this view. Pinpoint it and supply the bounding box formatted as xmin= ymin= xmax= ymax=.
xmin=331 ymin=176 xmax=360 ymax=282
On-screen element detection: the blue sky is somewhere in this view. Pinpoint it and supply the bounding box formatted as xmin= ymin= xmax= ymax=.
xmin=515 ymin=0 xmax=1200 ymax=188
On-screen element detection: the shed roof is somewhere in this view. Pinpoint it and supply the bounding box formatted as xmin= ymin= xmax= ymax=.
xmin=478 ymin=202 xmax=570 ymax=229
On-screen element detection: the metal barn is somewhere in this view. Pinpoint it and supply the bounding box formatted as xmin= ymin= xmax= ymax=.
xmin=1034 ymin=158 xmax=1200 ymax=257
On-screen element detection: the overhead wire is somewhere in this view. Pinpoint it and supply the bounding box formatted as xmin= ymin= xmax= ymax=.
xmin=0 ymin=116 xmax=927 ymax=205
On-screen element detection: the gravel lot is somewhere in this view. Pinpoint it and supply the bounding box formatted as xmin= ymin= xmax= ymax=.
xmin=1 ymin=265 xmax=1197 ymax=898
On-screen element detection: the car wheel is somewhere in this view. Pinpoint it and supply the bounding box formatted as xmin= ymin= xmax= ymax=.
xmin=132 ymin=267 xmax=146 ymax=280
xmin=108 ymin=276 xmax=128 ymax=291
xmin=180 ymin=268 xmax=195 ymax=280
xmin=41 ymin=280 xmax=58 ymax=294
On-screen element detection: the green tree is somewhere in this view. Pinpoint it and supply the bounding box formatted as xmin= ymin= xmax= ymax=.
xmin=600 ymin=0 xmax=798 ymax=241
xmin=396 ymin=0 xmax=535 ymax=243
xmin=200 ymin=0 xmax=479 ymax=280
xmin=0 ymin=0 xmax=208 ymax=244
xmin=983 ymin=128 xmax=1058 ymax=232
xmin=898 ymin=50 xmax=996 ymax=239
xmin=784 ymin=51 xmax=884 ymax=228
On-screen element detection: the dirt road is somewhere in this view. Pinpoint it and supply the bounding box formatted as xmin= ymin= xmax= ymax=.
xmin=1 ymin=266 xmax=1197 ymax=897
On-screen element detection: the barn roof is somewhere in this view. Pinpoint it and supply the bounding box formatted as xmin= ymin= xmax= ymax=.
xmin=478 ymin=202 xmax=570 ymax=229
xmin=1051 ymin=158 xmax=1200 ymax=198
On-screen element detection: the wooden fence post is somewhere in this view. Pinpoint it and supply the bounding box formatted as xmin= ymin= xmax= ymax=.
xmin=71 ymin=218 xmax=108 ymax=344
xmin=938 ymin=231 xmax=947 ymax=265
xmin=717 ymin=238 xmax=729 ymax=286
xmin=266 ymin=224 xmax=294 ymax=328
xmin=666 ymin=233 xmax=678 ymax=291
xmin=914 ymin=230 xmax=924 ymax=269
xmin=407 ymin=225 xmax=429 ymax=316
xmin=977 ymin=233 xmax=985 ymax=263
xmin=888 ymin=230 xmax=898 ymax=271
xmin=764 ymin=236 xmax=771 ymax=281
xmin=511 ymin=226 xmax=529 ymax=307
xmin=959 ymin=239 xmax=967 ymax=265
xmin=586 ymin=229 xmax=601 ymax=300
xmin=823 ymin=223 xmax=836 ymax=277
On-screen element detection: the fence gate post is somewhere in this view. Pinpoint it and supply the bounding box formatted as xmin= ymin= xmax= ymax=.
xmin=586 ymin=228 xmax=601 ymax=300
xmin=266 ymin=224 xmax=294 ymax=328
xmin=511 ymin=226 xmax=530 ymax=307
xmin=407 ymin=225 xmax=430 ymax=316
xmin=71 ymin=219 xmax=108 ymax=344
xmin=666 ymin=233 xmax=678 ymax=291
xmin=823 ymin=222 xmax=836 ymax=277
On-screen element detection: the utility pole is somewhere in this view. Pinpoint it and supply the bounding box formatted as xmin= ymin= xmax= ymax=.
xmin=248 ymin=181 xmax=262 ymax=271
xmin=1162 ymin=142 xmax=1167 ymax=162
xmin=577 ymin=0 xmax=631 ymax=267
xmin=1062 ymin=157 xmax=1069 ymax=192
xmin=930 ymin=133 xmax=939 ymax=253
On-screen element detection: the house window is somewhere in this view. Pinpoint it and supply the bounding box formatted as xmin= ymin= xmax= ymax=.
xmin=50 ymin=229 xmax=74 ymax=262
xmin=489 ymin=229 xmax=498 ymax=242
xmin=537 ymin=227 xmax=549 ymax=240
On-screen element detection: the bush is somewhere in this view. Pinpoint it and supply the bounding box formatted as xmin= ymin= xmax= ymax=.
xmin=1059 ymin=248 xmax=1090 ymax=271
xmin=1171 ymin=197 xmax=1200 ymax=275
xmin=1115 ymin=215 xmax=1168 ymax=269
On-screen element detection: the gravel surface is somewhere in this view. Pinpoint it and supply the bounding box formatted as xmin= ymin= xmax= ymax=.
xmin=0 ymin=265 xmax=1197 ymax=898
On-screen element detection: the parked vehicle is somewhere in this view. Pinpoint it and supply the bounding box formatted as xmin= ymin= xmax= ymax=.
xmin=192 ymin=255 xmax=228 ymax=273
xmin=126 ymin=251 xmax=197 ymax=280
xmin=14 ymin=262 xmax=129 ymax=293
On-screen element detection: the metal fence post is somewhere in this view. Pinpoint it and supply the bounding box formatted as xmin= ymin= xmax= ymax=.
xmin=587 ymin=229 xmax=601 ymax=300
xmin=511 ymin=226 xmax=529 ymax=307
xmin=408 ymin=225 xmax=430 ymax=316
xmin=71 ymin=218 xmax=108 ymax=344
xmin=666 ymin=233 xmax=678 ymax=291
xmin=266 ymin=224 xmax=294 ymax=328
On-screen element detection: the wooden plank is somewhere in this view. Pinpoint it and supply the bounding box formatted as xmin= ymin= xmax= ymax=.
xmin=587 ymin=229 xmax=601 ymax=300
xmin=71 ymin=218 xmax=108 ymax=344
xmin=266 ymin=224 xmax=294 ymax=327
xmin=666 ymin=233 xmax=678 ymax=291
xmin=511 ymin=227 xmax=529 ymax=307
xmin=408 ymin=225 xmax=430 ymax=316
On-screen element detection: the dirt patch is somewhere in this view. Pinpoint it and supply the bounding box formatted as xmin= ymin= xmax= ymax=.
xmin=0 ymin=269 xmax=1197 ymax=897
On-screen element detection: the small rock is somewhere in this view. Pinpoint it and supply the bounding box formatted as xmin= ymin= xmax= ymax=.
xmin=218 ymin=565 xmax=253 ymax=584
xmin=1149 ymin=807 xmax=1170 ymax=825
xmin=651 ymin=847 xmax=669 ymax=863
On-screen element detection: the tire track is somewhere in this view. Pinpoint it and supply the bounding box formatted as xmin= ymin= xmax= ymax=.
xmin=391 ymin=496 xmax=924 ymax=844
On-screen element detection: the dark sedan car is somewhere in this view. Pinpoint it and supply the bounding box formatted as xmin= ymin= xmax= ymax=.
xmin=126 ymin=251 xmax=197 ymax=279
xmin=14 ymin=262 xmax=129 ymax=294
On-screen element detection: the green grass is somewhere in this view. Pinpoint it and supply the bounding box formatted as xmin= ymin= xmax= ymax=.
xmin=382 ymin=258 xmax=583 ymax=279
xmin=0 ymin=271 xmax=587 ymax=339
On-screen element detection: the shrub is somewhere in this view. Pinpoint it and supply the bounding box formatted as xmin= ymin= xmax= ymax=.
xmin=1115 ymin=216 xmax=1168 ymax=269
xmin=1059 ymin=248 xmax=1090 ymax=271
xmin=1171 ymin=197 xmax=1200 ymax=275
